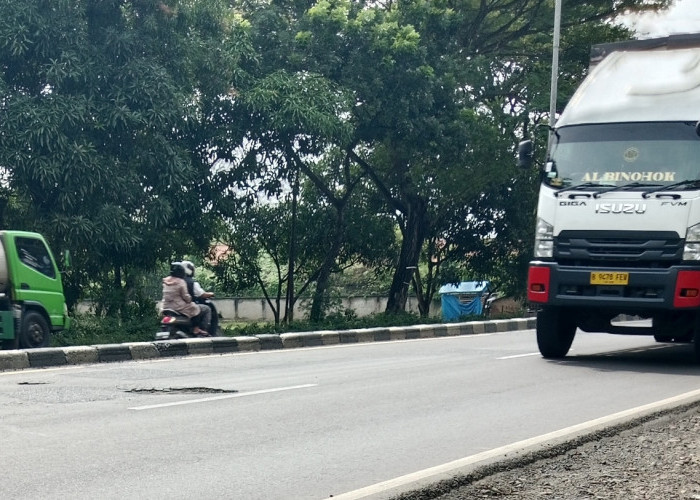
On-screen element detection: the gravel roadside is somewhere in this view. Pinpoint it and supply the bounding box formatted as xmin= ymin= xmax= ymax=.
xmin=397 ymin=402 xmax=700 ymax=500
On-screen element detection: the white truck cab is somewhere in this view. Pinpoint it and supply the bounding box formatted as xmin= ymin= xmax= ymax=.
xmin=519 ymin=34 xmax=700 ymax=361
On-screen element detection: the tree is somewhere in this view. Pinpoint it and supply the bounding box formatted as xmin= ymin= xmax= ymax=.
xmin=296 ymin=0 xmax=671 ymax=315
xmin=212 ymin=188 xmax=343 ymax=326
xmin=0 ymin=0 xmax=670 ymax=317
xmin=0 ymin=0 xmax=251 ymax=312
xmin=440 ymin=5 xmax=672 ymax=298
xmin=213 ymin=202 xmax=296 ymax=327
xmin=297 ymin=0 xmax=516 ymax=314
xmin=300 ymin=153 xmax=399 ymax=321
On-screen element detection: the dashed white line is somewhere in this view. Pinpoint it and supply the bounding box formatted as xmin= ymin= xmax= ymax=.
xmin=497 ymin=352 xmax=541 ymax=360
xmin=128 ymin=383 xmax=317 ymax=411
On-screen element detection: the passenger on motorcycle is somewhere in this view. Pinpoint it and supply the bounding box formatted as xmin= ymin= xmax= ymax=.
xmin=181 ymin=260 xmax=219 ymax=336
xmin=162 ymin=262 xmax=211 ymax=336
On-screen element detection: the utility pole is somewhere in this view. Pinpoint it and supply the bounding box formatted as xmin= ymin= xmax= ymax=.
xmin=548 ymin=0 xmax=562 ymax=149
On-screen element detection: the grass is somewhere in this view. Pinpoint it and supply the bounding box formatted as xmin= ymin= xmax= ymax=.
xmin=52 ymin=312 xmax=160 ymax=347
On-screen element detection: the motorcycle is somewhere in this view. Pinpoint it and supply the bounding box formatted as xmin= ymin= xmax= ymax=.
xmin=156 ymin=309 xmax=199 ymax=340
xmin=155 ymin=300 xmax=220 ymax=340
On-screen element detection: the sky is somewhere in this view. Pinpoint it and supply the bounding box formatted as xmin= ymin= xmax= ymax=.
xmin=626 ymin=0 xmax=700 ymax=38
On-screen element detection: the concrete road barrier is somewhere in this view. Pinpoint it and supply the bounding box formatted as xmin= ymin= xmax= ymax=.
xmin=0 ymin=317 xmax=536 ymax=371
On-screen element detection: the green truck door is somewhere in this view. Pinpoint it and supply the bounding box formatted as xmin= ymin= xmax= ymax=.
xmin=6 ymin=233 xmax=66 ymax=328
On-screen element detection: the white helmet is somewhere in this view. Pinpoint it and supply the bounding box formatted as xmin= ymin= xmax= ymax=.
xmin=182 ymin=260 xmax=195 ymax=277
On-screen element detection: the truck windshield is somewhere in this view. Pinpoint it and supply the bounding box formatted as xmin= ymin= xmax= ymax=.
xmin=546 ymin=122 xmax=700 ymax=189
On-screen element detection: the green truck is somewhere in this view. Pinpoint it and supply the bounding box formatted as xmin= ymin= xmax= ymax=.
xmin=0 ymin=231 xmax=70 ymax=350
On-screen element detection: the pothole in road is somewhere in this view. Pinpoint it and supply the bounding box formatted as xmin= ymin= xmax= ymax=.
xmin=126 ymin=387 xmax=238 ymax=394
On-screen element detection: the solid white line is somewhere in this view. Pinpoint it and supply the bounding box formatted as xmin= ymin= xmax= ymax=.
xmin=128 ymin=383 xmax=317 ymax=411
xmin=329 ymin=387 xmax=700 ymax=500
xmin=497 ymin=352 xmax=540 ymax=360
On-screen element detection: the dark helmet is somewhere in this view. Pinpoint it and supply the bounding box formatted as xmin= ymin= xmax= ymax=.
xmin=182 ymin=260 xmax=195 ymax=278
xmin=170 ymin=261 xmax=186 ymax=279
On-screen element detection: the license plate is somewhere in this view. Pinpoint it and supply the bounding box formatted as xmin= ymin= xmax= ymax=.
xmin=590 ymin=271 xmax=629 ymax=285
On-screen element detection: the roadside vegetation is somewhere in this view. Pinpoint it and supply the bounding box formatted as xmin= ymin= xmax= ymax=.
xmin=52 ymin=306 xmax=523 ymax=348
xmin=50 ymin=259 xmax=527 ymax=347
xmin=0 ymin=0 xmax=669 ymax=338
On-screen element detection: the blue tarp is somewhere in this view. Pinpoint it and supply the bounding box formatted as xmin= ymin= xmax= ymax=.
xmin=439 ymin=281 xmax=490 ymax=322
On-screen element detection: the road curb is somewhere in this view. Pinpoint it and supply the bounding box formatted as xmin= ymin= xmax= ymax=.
xmin=335 ymin=389 xmax=700 ymax=500
xmin=0 ymin=317 xmax=536 ymax=371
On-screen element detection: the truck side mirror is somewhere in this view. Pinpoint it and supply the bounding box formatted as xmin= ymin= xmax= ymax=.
xmin=516 ymin=140 xmax=534 ymax=169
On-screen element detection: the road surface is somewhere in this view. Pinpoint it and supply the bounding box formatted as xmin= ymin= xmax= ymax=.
xmin=1 ymin=328 xmax=699 ymax=499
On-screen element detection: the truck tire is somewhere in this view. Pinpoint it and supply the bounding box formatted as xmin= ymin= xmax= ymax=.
xmin=537 ymin=307 xmax=576 ymax=359
xmin=19 ymin=311 xmax=51 ymax=349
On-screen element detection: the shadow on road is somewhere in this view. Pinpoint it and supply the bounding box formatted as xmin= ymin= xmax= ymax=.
xmin=550 ymin=342 xmax=700 ymax=375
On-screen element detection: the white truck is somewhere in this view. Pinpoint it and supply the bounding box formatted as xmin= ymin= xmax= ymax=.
xmin=518 ymin=34 xmax=700 ymax=361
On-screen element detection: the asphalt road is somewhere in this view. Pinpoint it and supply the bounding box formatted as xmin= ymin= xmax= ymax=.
xmin=1 ymin=328 xmax=700 ymax=499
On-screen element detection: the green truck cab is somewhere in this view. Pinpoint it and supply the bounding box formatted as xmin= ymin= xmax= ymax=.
xmin=0 ymin=231 xmax=70 ymax=350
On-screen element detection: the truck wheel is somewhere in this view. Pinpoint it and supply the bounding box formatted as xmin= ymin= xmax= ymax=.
xmin=19 ymin=311 xmax=51 ymax=349
xmin=537 ymin=307 xmax=576 ymax=359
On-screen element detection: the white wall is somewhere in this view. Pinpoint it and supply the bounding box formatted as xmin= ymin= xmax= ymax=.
xmin=210 ymin=296 xmax=439 ymax=321
xmin=78 ymin=295 xmax=523 ymax=321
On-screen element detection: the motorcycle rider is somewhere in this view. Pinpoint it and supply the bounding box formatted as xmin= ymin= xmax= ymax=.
xmin=181 ymin=260 xmax=219 ymax=336
xmin=162 ymin=262 xmax=211 ymax=336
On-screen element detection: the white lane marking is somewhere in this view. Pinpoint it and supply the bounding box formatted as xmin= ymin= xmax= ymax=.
xmin=128 ymin=383 xmax=317 ymax=411
xmin=497 ymin=352 xmax=540 ymax=360
xmin=330 ymin=387 xmax=700 ymax=500
xmin=499 ymin=344 xmax=677 ymax=360
xmin=0 ymin=425 xmax=50 ymax=438
xmin=0 ymin=365 xmax=83 ymax=376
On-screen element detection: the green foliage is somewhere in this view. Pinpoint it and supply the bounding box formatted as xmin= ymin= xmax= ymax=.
xmin=0 ymin=0 xmax=672 ymax=325
xmin=217 ymin=0 xmax=671 ymax=317
xmin=223 ymin=310 xmax=441 ymax=337
xmin=51 ymin=302 xmax=527 ymax=348
xmin=213 ymin=201 xmax=295 ymax=289
xmin=54 ymin=304 xmax=160 ymax=347
xmin=0 ymin=0 xmax=246 ymax=313
xmin=297 ymin=0 xmax=522 ymax=313
xmin=327 ymin=264 xmax=394 ymax=297
xmin=56 ymin=268 xmax=163 ymax=346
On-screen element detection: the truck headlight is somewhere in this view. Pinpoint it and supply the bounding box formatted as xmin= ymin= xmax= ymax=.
xmin=683 ymin=223 xmax=700 ymax=261
xmin=534 ymin=218 xmax=554 ymax=258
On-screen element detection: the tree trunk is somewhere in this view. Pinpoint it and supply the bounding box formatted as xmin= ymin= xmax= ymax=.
xmin=413 ymin=242 xmax=442 ymax=318
xmin=284 ymin=171 xmax=299 ymax=324
xmin=412 ymin=268 xmax=429 ymax=317
xmin=385 ymin=198 xmax=427 ymax=314
xmin=107 ymin=264 xmax=123 ymax=317
xmin=258 ymin=275 xmax=281 ymax=327
xmin=309 ymin=211 xmax=345 ymax=322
